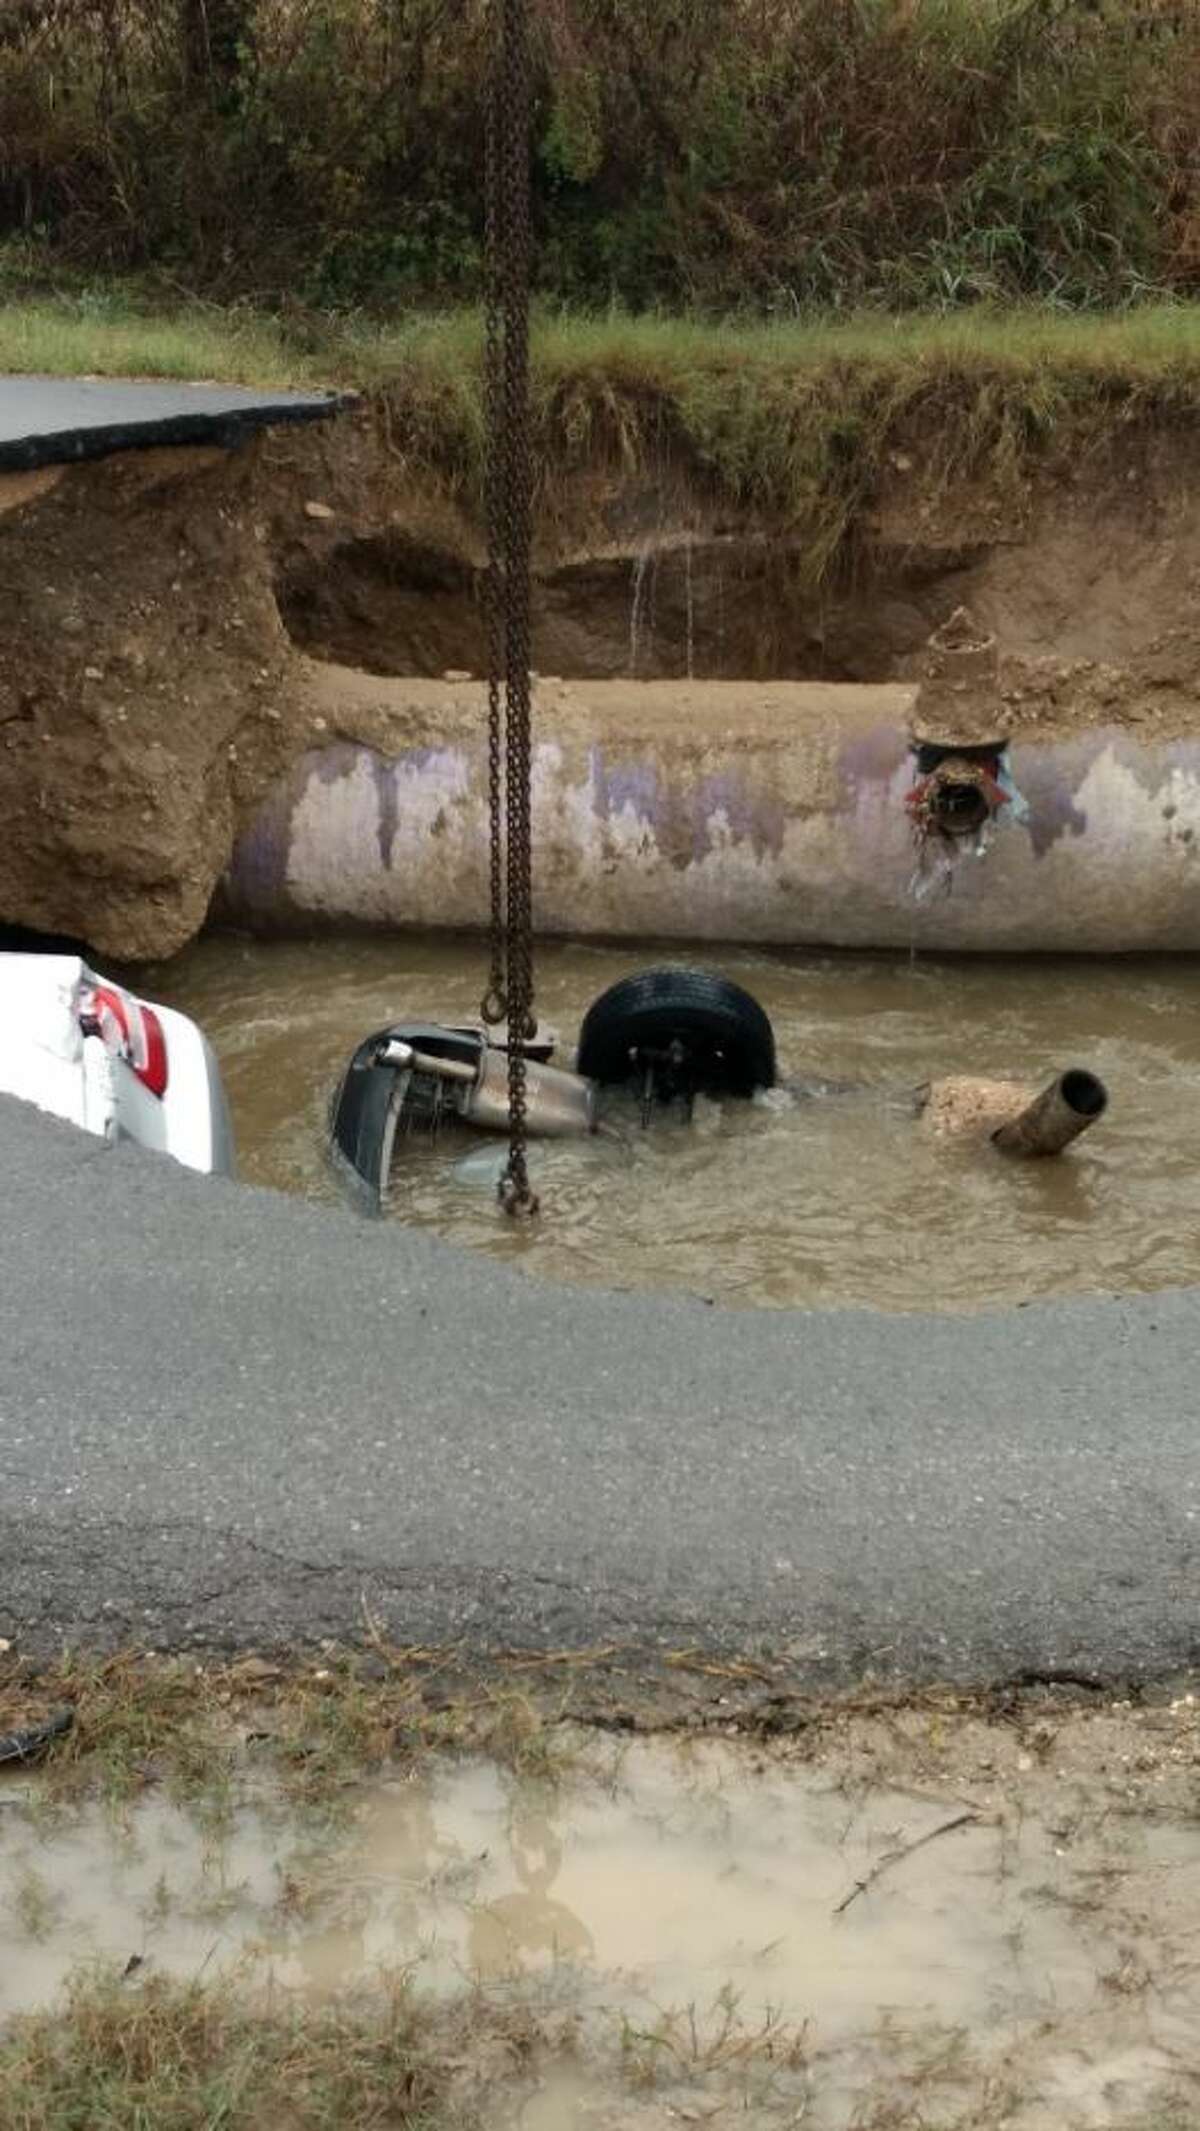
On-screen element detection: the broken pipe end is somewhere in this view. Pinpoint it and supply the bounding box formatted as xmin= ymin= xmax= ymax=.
xmin=991 ymin=1069 xmax=1108 ymax=1157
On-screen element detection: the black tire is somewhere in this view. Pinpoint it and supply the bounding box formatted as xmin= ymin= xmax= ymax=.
xmin=577 ymin=966 xmax=776 ymax=1098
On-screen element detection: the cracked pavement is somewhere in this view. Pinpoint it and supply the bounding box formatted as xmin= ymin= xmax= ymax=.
xmin=1 ymin=1095 xmax=1198 ymax=1686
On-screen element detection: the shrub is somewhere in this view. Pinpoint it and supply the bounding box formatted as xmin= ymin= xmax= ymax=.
xmin=1 ymin=0 xmax=1198 ymax=311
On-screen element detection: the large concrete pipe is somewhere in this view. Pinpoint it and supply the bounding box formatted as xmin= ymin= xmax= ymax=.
xmin=222 ymin=666 xmax=1200 ymax=952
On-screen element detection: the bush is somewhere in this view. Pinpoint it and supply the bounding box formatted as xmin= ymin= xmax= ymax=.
xmin=2 ymin=0 xmax=1199 ymax=311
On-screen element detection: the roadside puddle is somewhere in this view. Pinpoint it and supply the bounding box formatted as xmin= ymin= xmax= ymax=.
xmin=4 ymin=1732 xmax=1199 ymax=2123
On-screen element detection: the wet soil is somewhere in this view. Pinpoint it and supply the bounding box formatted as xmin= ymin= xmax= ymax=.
xmin=3 ymin=1699 xmax=1200 ymax=2127
xmin=144 ymin=931 xmax=1200 ymax=1313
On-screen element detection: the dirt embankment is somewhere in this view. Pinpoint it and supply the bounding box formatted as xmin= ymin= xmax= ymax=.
xmin=0 ymin=444 xmax=288 ymax=959
xmin=6 ymin=401 xmax=1200 ymax=958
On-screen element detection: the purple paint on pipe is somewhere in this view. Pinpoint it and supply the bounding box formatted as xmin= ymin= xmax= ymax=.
xmin=590 ymin=748 xmax=662 ymax=827
xmin=312 ymin=742 xmax=360 ymax=788
xmin=589 ymin=747 xmax=783 ymax=864
xmin=228 ymin=743 xmax=357 ymax=910
xmin=225 ymin=771 xmax=298 ymax=912
xmin=309 ymin=740 xmax=464 ymax=871
xmin=370 ymin=753 xmax=400 ymax=869
xmin=836 ymin=723 xmax=911 ymax=801
xmin=1011 ymin=737 xmax=1096 ymax=858
xmin=690 ymin=771 xmax=786 ymax=862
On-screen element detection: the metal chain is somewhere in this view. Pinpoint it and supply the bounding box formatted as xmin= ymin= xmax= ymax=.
xmin=486 ymin=0 xmax=538 ymax=1216
xmin=480 ymin=51 xmax=507 ymax=1030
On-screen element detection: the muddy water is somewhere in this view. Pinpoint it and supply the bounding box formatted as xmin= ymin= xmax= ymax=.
xmin=4 ymin=1734 xmax=1197 ymax=2126
xmin=143 ymin=933 xmax=1200 ymax=1312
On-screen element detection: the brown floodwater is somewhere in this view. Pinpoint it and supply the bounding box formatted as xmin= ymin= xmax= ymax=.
xmin=141 ymin=932 xmax=1200 ymax=1312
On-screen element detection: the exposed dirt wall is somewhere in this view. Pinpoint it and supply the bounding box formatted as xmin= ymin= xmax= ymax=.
xmin=271 ymin=407 xmax=1200 ymax=715
xmin=0 ymin=443 xmax=289 ymax=957
xmin=6 ymin=403 xmax=1200 ymax=958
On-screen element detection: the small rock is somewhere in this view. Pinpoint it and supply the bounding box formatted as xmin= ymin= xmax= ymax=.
xmin=84 ymin=666 xmax=104 ymax=681
xmin=304 ymin=500 xmax=336 ymax=521
xmin=312 ymin=715 xmax=328 ymax=732
xmin=443 ymin=668 xmax=473 ymax=682
xmin=0 ymin=1638 xmax=11 ymax=1654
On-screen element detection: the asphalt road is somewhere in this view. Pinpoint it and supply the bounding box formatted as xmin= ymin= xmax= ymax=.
xmin=0 ymin=375 xmax=348 ymax=471
xmin=1 ymin=1095 xmax=1196 ymax=1688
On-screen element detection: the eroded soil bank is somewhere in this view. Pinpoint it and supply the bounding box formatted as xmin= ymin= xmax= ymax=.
xmin=2 ymin=1652 xmax=1199 ymax=2129
xmin=7 ymin=395 xmax=1200 ymax=958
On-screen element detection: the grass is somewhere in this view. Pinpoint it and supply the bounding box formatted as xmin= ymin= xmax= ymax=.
xmin=0 ymin=1970 xmax=1186 ymax=2131
xmin=0 ymin=1639 xmax=1148 ymax=1815
xmin=7 ymin=290 xmax=1200 ymax=585
xmin=0 ymin=1646 xmax=590 ymax=1814
xmin=0 ymin=1967 xmax=832 ymax=2131
xmin=619 ymin=1984 xmax=808 ymax=2098
xmin=12 ymin=286 xmax=1200 ymax=394
xmin=0 ymin=296 xmax=311 ymax=390
xmin=0 ymin=1970 xmax=485 ymax=2130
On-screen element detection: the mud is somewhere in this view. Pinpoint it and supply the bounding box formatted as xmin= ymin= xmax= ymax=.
xmin=6 ymin=403 xmax=1200 ymax=957
xmin=3 ymin=1700 xmax=1200 ymax=2127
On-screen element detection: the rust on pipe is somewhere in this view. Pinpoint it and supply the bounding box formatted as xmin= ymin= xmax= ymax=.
xmin=991 ymin=1069 xmax=1108 ymax=1157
